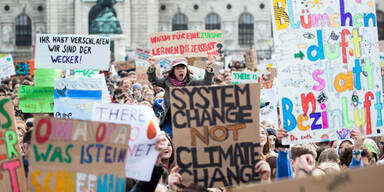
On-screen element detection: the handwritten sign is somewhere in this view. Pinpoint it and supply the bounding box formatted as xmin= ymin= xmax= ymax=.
xmin=18 ymin=85 xmax=54 ymax=113
xmin=149 ymin=30 xmax=223 ymax=58
xmin=35 ymin=34 xmax=110 ymax=70
xmin=92 ymin=103 xmax=160 ymax=181
xmin=0 ymin=55 xmax=15 ymax=78
xmin=34 ymin=68 xmax=62 ymax=87
xmin=231 ymin=71 xmax=261 ymax=85
xmin=233 ymin=165 xmax=384 ymax=192
xmin=54 ymin=78 xmax=108 ymax=120
xmin=135 ymin=48 xmax=150 ymax=67
xmin=157 ymin=58 xmax=173 ymax=76
xmin=170 ymin=84 xmax=261 ymax=188
xmin=272 ymin=0 xmax=383 ymax=144
xmin=261 ymin=80 xmax=274 ymax=89
xmin=73 ymin=69 xmax=101 ymax=78
xmin=29 ymin=117 xmax=130 ymax=191
xmin=0 ymin=97 xmax=27 ymax=191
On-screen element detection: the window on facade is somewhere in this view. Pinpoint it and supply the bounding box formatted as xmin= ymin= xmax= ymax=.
xmin=205 ymin=13 xmax=221 ymax=30
xmin=239 ymin=13 xmax=254 ymax=45
xmin=377 ymin=10 xmax=384 ymax=41
xmin=15 ymin=14 xmax=32 ymax=46
xmin=172 ymin=13 xmax=188 ymax=31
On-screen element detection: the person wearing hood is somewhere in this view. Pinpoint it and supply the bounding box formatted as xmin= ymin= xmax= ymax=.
xmin=147 ymin=56 xmax=216 ymax=137
xmin=335 ymin=139 xmax=354 ymax=156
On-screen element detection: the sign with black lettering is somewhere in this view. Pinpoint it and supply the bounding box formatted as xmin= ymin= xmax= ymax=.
xmin=170 ymin=83 xmax=261 ymax=188
xmin=35 ymin=34 xmax=110 ymax=70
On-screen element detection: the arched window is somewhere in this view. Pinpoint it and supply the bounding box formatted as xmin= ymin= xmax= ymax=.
xmin=205 ymin=13 xmax=221 ymax=30
xmin=15 ymin=14 xmax=32 ymax=46
xmin=239 ymin=13 xmax=254 ymax=45
xmin=377 ymin=10 xmax=384 ymax=40
xmin=172 ymin=13 xmax=188 ymax=31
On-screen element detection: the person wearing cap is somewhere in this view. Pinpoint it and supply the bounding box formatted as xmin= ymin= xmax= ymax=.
xmin=147 ymin=56 xmax=216 ymax=137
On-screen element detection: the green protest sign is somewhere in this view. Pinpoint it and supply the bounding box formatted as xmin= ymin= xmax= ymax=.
xmin=34 ymin=68 xmax=62 ymax=87
xmin=18 ymin=85 xmax=54 ymax=113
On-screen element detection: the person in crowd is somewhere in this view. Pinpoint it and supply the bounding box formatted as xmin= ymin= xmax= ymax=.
xmin=267 ymin=128 xmax=277 ymax=153
xmin=132 ymin=83 xmax=144 ymax=103
xmin=223 ymin=73 xmax=232 ymax=85
xmin=147 ymin=56 xmax=215 ymax=137
xmin=144 ymin=88 xmax=155 ymax=105
xmin=335 ymin=139 xmax=354 ymax=156
xmin=362 ymin=138 xmax=380 ymax=165
xmin=260 ymin=125 xmax=277 ymax=157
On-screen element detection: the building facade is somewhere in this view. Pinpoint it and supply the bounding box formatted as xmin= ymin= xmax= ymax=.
xmin=0 ymin=0 xmax=384 ymax=61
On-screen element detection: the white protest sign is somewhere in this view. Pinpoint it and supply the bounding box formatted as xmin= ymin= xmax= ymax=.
xmin=136 ymin=48 xmax=150 ymax=67
xmin=272 ymin=0 xmax=383 ymax=144
xmin=157 ymin=58 xmax=173 ymax=76
xmin=35 ymin=34 xmax=110 ymax=70
xmin=92 ymin=103 xmax=161 ymax=181
xmin=260 ymin=89 xmax=279 ymax=129
xmin=54 ymin=77 xmax=109 ymax=120
xmin=189 ymin=65 xmax=205 ymax=79
xmin=0 ymin=55 xmax=15 ymax=78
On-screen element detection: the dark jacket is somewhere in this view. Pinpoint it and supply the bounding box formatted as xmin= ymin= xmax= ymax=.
xmin=129 ymin=166 xmax=164 ymax=192
xmin=147 ymin=67 xmax=214 ymax=126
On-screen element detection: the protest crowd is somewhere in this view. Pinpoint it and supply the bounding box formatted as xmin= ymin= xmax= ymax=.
xmin=1 ymin=1 xmax=384 ymax=192
xmin=1 ymin=51 xmax=384 ymax=191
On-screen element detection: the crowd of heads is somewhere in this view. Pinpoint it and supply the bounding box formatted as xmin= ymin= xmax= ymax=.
xmin=1 ymin=56 xmax=384 ymax=192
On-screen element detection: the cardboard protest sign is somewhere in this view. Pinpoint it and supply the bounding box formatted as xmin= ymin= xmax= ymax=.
xmin=54 ymin=78 xmax=109 ymax=120
xmin=245 ymin=49 xmax=258 ymax=70
xmin=0 ymin=55 xmax=15 ymax=78
xmin=149 ymin=30 xmax=223 ymax=58
xmin=260 ymin=89 xmax=279 ymax=129
xmin=35 ymin=34 xmax=110 ymax=70
xmin=272 ymin=0 xmax=383 ymax=144
xmin=136 ymin=66 xmax=151 ymax=85
xmin=92 ymin=103 xmax=161 ymax=181
xmin=18 ymin=85 xmax=54 ymax=113
xmin=29 ymin=116 xmax=130 ymax=191
xmin=170 ymin=83 xmax=261 ymax=188
xmin=231 ymin=71 xmax=261 ymax=85
xmin=233 ymin=164 xmax=384 ymax=192
xmin=34 ymin=68 xmax=62 ymax=87
xmin=0 ymin=97 xmax=27 ymax=191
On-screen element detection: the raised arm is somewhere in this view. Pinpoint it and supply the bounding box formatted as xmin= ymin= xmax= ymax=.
xmin=147 ymin=57 xmax=167 ymax=88
xmin=190 ymin=55 xmax=216 ymax=86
